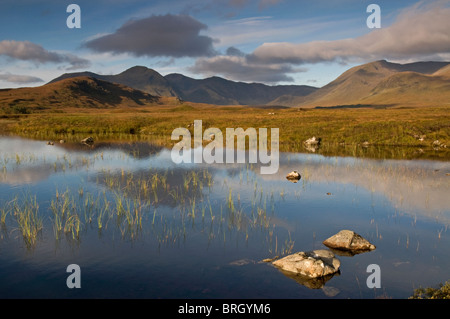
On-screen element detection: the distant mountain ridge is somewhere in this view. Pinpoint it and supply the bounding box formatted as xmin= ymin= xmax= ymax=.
xmin=36 ymin=59 xmax=450 ymax=108
xmin=164 ymin=73 xmax=317 ymax=105
xmin=49 ymin=66 xmax=318 ymax=106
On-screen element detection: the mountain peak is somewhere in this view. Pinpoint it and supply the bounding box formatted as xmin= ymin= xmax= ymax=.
xmin=120 ymin=66 xmax=157 ymax=75
xmin=49 ymin=66 xmax=177 ymax=98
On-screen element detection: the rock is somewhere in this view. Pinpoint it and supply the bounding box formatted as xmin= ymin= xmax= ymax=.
xmin=272 ymin=249 xmax=340 ymax=279
xmin=432 ymin=140 xmax=447 ymax=149
xmin=81 ymin=136 xmax=94 ymax=145
xmin=59 ymin=140 xmax=65 ymax=144
xmin=322 ymin=230 xmax=375 ymax=252
xmin=262 ymin=256 xmax=279 ymax=263
xmin=304 ymin=137 xmax=321 ymax=146
xmin=286 ymin=170 xmax=301 ymax=182
xmin=303 ymin=137 xmax=321 ymax=152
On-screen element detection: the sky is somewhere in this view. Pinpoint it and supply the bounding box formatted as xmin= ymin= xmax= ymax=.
xmin=0 ymin=0 xmax=450 ymax=88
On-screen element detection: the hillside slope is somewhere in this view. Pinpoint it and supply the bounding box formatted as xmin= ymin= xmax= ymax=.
xmin=271 ymin=60 xmax=450 ymax=107
xmin=0 ymin=76 xmax=160 ymax=111
xmin=49 ymin=66 xmax=177 ymax=97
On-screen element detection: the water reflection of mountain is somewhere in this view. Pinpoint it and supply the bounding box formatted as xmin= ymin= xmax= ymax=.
xmin=57 ymin=141 xmax=164 ymax=159
xmin=2 ymin=137 xmax=449 ymax=225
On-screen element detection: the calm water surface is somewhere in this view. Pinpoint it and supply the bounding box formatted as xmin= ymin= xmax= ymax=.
xmin=0 ymin=136 xmax=449 ymax=299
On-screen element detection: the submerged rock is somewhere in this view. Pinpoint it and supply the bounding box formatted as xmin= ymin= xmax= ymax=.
xmin=229 ymin=259 xmax=255 ymax=266
xmin=272 ymin=249 xmax=340 ymax=279
xmin=321 ymin=286 xmax=340 ymax=297
xmin=322 ymin=230 xmax=375 ymax=253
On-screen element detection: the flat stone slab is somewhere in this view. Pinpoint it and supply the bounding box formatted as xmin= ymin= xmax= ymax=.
xmin=272 ymin=249 xmax=340 ymax=279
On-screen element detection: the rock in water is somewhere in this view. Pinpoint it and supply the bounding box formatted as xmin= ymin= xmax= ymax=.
xmin=81 ymin=136 xmax=94 ymax=145
xmin=272 ymin=249 xmax=340 ymax=278
xmin=286 ymin=170 xmax=301 ymax=181
xmin=304 ymin=137 xmax=321 ymax=146
xmin=323 ymin=230 xmax=376 ymax=252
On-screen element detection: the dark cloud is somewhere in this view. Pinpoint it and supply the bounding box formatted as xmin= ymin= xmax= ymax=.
xmin=0 ymin=73 xmax=44 ymax=84
xmin=226 ymin=46 xmax=246 ymax=57
xmin=0 ymin=40 xmax=90 ymax=70
xmin=189 ymin=55 xmax=298 ymax=83
xmin=84 ymin=14 xmax=217 ymax=58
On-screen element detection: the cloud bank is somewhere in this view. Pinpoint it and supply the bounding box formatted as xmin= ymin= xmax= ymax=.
xmin=191 ymin=1 xmax=450 ymax=83
xmin=84 ymin=14 xmax=216 ymax=58
xmin=249 ymin=2 xmax=450 ymax=64
xmin=0 ymin=40 xmax=90 ymax=70
xmin=189 ymin=54 xmax=300 ymax=83
xmin=0 ymin=73 xmax=44 ymax=84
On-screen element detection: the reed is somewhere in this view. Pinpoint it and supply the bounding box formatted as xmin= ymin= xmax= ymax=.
xmin=13 ymin=195 xmax=43 ymax=249
xmin=0 ymin=200 xmax=12 ymax=225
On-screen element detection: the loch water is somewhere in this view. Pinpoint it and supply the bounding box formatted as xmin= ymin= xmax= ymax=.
xmin=0 ymin=136 xmax=449 ymax=299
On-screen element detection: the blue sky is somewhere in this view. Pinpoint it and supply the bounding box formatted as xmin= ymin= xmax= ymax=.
xmin=0 ymin=0 xmax=449 ymax=88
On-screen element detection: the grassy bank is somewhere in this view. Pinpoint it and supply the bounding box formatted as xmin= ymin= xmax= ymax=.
xmin=1 ymin=103 xmax=449 ymax=159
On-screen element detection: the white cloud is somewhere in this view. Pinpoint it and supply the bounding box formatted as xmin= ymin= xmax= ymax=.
xmin=249 ymin=1 xmax=450 ymax=65
xmin=0 ymin=73 xmax=44 ymax=84
xmin=0 ymin=40 xmax=91 ymax=70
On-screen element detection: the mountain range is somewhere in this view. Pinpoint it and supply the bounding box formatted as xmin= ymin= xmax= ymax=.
xmin=49 ymin=66 xmax=317 ymax=106
xmin=2 ymin=60 xmax=450 ymax=110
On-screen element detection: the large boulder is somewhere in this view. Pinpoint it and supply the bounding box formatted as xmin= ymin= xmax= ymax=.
xmin=272 ymin=249 xmax=340 ymax=279
xmin=323 ymin=230 xmax=375 ymax=253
